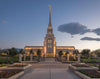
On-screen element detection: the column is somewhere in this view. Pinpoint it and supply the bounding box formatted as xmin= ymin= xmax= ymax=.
xmin=67 ymin=54 xmax=69 ymax=61
xmin=24 ymin=54 xmax=26 ymax=61
xmin=30 ymin=54 xmax=33 ymax=61
xmin=78 ymin=54 xmax=81 ymax=63
xmin=19 ymin=54 xmax=22 ymax=62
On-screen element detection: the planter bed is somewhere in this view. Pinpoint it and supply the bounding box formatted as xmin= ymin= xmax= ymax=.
xmin=0 ymin=64 xmax=8 ymax=67
xmin=75 ymin=70 xmax=100 ymax=79
xmin=0 ymin=63 xmax=32 ymax=73
xmin=69 ymin=64 xmax=98 ymax=71
xmin=0 ymin=70 xmax=24 ymax=79
xmin=72 ymin=63 xmax=89 ymax=67
xmin=8 ymin=64 xmax=27 ymax=67
xmin=62 ymin=61 xmax=77 ymax=64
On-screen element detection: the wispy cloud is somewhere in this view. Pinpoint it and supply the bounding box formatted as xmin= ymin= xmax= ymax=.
xmin=58 ymin=22 xmax=91 ymax=35
xmin=0 ymin=20 xmax=8 ymax=23
xmin=81 ymin=37 xmax=100 ymax=41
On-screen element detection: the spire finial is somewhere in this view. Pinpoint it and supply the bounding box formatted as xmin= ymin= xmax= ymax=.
xmin=49 ymin=5 xmax=51 ymax=26
xmin=49 ymin=5 xmax=51 ymax=12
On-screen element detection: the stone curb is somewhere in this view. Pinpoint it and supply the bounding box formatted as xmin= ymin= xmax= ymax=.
xmin=75 ymin=71 xmax=100 ymax=79
xmin=0 ymin=71 xmax=24 ymax=79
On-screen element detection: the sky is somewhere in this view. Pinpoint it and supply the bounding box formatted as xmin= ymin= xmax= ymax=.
xmin=0 ymin=0 xmax=100 ymax=50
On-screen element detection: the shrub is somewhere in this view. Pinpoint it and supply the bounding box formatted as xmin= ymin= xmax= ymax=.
xmin=99 ymin=64 xmax=100 ymax=71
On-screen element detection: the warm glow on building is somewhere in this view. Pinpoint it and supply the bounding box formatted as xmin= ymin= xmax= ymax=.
xmin=24 ymin=6 xmax=75 ymax=57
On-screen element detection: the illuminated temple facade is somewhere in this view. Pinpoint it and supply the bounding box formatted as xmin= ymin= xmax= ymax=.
xmin=24 ymin=6 xmax=75 ymax=57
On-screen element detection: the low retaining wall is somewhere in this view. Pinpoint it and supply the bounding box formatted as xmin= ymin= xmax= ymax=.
xmin=75 ymin=71 xmax=100 ymax=79
xmin=0 ymin=64 xmax=32 ymax=79
xmin=69 ymin=65 xmax=98 ymax=72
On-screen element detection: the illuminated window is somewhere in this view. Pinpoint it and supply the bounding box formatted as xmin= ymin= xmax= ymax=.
xmin=48 ymin=45 xmax=50 ymax=48
xmin=50 ymin=40 xmax=52 ymax=43
xmin=49 ymin=31 xmax=51 ymax=34
xmin=50 ymin=45 xmax=52 ymax=48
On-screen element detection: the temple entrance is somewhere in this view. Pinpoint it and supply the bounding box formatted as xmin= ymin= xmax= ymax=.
xmin=46 ymin=52 xmax=53 ymax=57
xmin=45 ymin=57 xmax=55 ymax=62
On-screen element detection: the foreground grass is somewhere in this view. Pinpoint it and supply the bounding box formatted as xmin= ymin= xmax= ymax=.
xmin=0 ymin=57 xmax=19 ymax=64
xmin=81 ymin=59 xmax=100 ymax=63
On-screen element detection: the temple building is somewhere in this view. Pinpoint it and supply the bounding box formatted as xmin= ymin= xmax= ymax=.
xmin=24 ymin=5 xmax=75 ymax=57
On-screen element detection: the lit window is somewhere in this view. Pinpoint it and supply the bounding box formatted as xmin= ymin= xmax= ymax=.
xmin=50 ymin=45 xmax=52 ymax=48
xmin=50 ymin=40 xmax=52 ymax=43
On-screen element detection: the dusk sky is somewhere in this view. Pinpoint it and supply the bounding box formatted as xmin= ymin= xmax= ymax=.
xmin=1 ymin=0 xmax=100 ymax=50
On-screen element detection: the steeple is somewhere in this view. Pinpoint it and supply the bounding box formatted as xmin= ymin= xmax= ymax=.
xmin=48 ymin=5 xmax=52 ymax=28
xmin=47 ymin=5 xmax=53 ymax=34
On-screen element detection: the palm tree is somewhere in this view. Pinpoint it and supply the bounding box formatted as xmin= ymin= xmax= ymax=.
xmin=58 ymin=50 xmax=63 ymax=61
xmin=37 ymin=49 xmax=41 ymax=62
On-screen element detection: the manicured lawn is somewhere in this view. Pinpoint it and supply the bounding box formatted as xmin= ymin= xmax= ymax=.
xmin=81 ymin=59 xmax=100 ymax=63
xmin=0 ymin=64 xmax=7 ymax=67
xmin=0 ymin=57 xmax=19 ymax=64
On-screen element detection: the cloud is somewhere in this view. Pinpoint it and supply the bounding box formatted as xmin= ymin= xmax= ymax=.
xmin=92 ymin=28 xmax=100 ymax=35
xmin=58 ymin=22 xmax=90 ymax=35
xmin=0 ymin=20 xmax=7 ymax=23
xmin=81 ymin=37 xmax=100 ymax=41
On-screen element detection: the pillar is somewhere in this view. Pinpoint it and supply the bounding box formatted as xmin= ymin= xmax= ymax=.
xmin=67 ymin=54 xmax=69 ymax=61
xmin=19 ymin=54 xmax=22 ymax=62
xmin=30 ymin=54 xmax=33 ymax=61
xmin=78 ymin=54 xmax=81 ymax=63
xmin=24 ymin=54 xmax=26 ymax=61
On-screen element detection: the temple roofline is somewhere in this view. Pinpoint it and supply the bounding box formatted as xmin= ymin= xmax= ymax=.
xmin=56 ymin=46 xmax=75 ymax=50
xmin=25 ymin=46 xmax=43 ymax=47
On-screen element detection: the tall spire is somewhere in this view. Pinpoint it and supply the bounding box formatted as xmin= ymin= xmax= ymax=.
xmin=49 ymin=5 xmax=52 ymax=26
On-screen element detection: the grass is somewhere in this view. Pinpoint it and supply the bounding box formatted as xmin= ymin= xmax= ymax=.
xmin=0 ymin=64 xmax=7 ymax=67
xmin=81 ymin=59 xmax=100 ymax=63
xmin=0 ymin=57 xmax=19 ymax=64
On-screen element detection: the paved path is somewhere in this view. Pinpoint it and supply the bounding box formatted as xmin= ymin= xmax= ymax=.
xmin=18 ymin=62 xmax=81 ymax=79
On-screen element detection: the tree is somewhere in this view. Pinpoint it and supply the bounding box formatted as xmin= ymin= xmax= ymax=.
xmin=81 ymin=49 xmax=90 ymax=58
xmin=65 ymin=51 xmax=69 ymax=60
xmin=37 ymin=49 xmax=41 ymax=62
xmin=73 ymin=49 xmax=79 ymax=56
xmin=8 ymin=48 xmax=18 ymax=57
xmin=19 ymin=49 xmax=23 ymax=54
xmin=37 ymin=49 xmax=41 ymax=57
xmin=30 ymin=50 xmax=33 ymax=54
xmin=58 ymin=50 xmax=63 ymax=61
xmin=93 ymin=49 xmax=100 ymax=57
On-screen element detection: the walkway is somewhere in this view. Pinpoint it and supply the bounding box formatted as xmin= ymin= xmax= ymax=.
xmin=18 ymin=62 xmax=81 ymax=79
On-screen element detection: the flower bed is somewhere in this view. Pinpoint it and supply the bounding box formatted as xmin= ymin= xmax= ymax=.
xmin=77 ymin=70 xmax=100 ymax=78
xmin=0 ymin=70 xmax=22 ymax=78
xmin=8 ymin=64 xmax=27 ymax=67
xmin=72 ymin=64 xmax=89 ymax=67
xmin=0 ymin=64 xmax=7 ymax=67
xmin=69 ymin=63 xmax=98 ymax=71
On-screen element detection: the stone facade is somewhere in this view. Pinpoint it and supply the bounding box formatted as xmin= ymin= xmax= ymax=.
xmin=24 ymin=6 xmax=75 ymax=57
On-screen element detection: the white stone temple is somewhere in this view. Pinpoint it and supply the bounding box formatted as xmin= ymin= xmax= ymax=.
xmin=24 ymin=5 xmax=75 ymax=57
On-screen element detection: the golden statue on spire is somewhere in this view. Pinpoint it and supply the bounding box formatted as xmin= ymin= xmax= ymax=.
xmin=49 ymin=5 xmax=51 ymax=12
